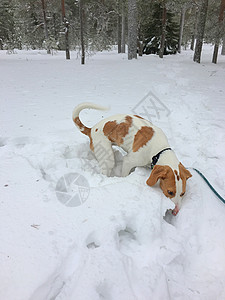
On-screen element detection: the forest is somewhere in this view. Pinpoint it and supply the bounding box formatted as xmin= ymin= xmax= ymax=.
xmin=0 ymin=0 xmax=225 ymax=63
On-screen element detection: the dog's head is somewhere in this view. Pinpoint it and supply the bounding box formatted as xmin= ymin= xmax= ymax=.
xmin=146 ymin=163 xmax=192 ymax=215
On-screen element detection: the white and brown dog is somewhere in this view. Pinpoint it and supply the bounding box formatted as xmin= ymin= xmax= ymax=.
xmin=73 ymin=102 xmax=192 ymax=215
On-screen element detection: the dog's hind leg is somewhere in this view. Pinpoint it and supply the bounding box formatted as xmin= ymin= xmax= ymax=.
xmin=93 ymin=140 xmax=115 ymax=176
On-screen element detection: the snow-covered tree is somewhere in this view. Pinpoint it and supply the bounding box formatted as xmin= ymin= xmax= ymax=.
xmin=142 ymin=2 xmax=179 ymax=56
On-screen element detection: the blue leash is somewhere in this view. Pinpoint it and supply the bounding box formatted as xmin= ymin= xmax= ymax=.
xmin=190 ymin=167 xmax=225 ymax=204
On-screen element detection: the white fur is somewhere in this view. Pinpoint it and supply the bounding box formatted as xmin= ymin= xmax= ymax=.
xmin=72 ymin=102 xmax=109 ymax=119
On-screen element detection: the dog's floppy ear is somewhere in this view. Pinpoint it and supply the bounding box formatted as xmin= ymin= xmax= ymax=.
xmin=179 ymin=163 xmax=192 ymax=181
xmin=146 ymin=165 xmax=168 ymax=187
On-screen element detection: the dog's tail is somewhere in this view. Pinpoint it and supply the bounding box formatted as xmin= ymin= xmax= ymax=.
xmin=72 ymin=102 xmax=109 ymax=137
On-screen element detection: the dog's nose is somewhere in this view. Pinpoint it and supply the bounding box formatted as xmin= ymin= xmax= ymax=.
xmin=172 ymin=205 xmax=179 ymax=216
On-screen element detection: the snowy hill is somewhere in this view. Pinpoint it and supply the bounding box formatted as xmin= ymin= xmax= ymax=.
xmin=0 ymin=46 xmax=225 ymax=300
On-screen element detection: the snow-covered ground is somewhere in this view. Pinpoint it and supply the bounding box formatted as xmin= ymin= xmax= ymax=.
xmin=0 ymin=45 xmax=225 ymax=300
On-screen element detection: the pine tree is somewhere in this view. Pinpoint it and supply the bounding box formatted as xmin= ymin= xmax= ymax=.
xmin=0 ymin=0 xmax=20 ymax=50
xmin=142 ymin=3 xmax=179 ymax=55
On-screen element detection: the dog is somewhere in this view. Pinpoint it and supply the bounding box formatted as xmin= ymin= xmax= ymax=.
xmin=72 ymin=102 xmax=192 ymax=215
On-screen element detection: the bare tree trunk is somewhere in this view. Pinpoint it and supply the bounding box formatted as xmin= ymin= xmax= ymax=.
xmin=41 ymin=0 xmax=50 ymax=54
xmin=117 ymin=11 xmax=122 ymax=53
xmin=212 ymin=0 xmax=225 ymax=63
xmin=121 ymin=0 xmax=126 ymax=53
xmin=128 ymin=0 xmax=138 ymax=60
xmin=193 ymin=0 xmax=208 ymax=63
xmin=79 ymin=0 xmax=85 ymax=65
xmin=138 ymin=40 xmax=143 ymax=56
xmin=222 ymin=34 xmax=225 ymax=55
xmin=190 ymin=35 xmax=195 ymax=51
xmin=61 ymin=0 xmax=70 ymax=60
xmin=212 ymin=44 xmax=219 ymax=63
xmin=138 ymin=25 xmax=143 ymax=56
xmin=190 ymin=9 xmax=198 ymax=51
xmin=159 ymin=2 xmax=167 ymax=59
xmin=178 ymin=6 xmax=186 ymax=53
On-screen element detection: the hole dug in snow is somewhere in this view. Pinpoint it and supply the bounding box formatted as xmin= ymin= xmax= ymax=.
xmin=12 ymin=136 xmax=34 ymax=148
xmin=63 ymin=145 xmax=79 ymax=159
xmin=163 ymin=210 xmax=175 ymax=225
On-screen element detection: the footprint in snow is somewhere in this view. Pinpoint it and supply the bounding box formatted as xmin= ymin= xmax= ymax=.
xmin=118 ymin=226 xmax=137 ymax=250
xmin=0 ymin=137 xmax=8 ymax=147
xmin=11 ymin=136 xmax=34 ymax=148
xmin=86 ymin=232 xmax=101 ymax=250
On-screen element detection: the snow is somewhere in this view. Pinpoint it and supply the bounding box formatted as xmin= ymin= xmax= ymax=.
xmin=0 ymin=45 xmax=225 ymax=300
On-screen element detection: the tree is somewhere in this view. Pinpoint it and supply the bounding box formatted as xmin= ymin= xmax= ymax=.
xmin=128 ymin=0 xmax=138 ymax=59
xmin=212 ymin=0 xmax=225 ymax=63
xmin=0 ymin=0 xmax=23 ymax=50
xmin=178 ymin=4 xmax=186 ymax=53
xmin=121 ymin=0 xmax=126 ymax=53
xmin=136 ymin=0 xmax=152 ymax=56
xmin=159 ymin=1 xmax=167 ymax=58
xmin=41 ymin=0 xmax=50 ymax=54
xmin=61 ymin=0 xmax=70 ymax=59
xmin=117 ymin=0 xmax=122 ymax=53
xmin=142 ymin=2 xmax=179 ymax=56
xmin=222 ymin=35 xmax=225 ymax=55
xmin=190 ymin=7 xmax=198 ymax=50
xmin=193 ymin=0 xmax=209 ymax=63
xmin=79 ymin=0 xmax=85 ymax=64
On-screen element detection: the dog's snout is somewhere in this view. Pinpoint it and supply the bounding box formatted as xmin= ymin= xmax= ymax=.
xmin=172 ymin=205 xmax=179 ymax=216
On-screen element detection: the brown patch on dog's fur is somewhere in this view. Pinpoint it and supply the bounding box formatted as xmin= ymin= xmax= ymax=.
xmin=74 ymin=116 xmax=93 ymax=151
xmin=146 ymin=165 xmax=176 ymax=199
xmin=90 ymin=136 xmax=94 ymax=151
xmin=179 ymin=163 xmax=192 ymax=196
xmin=174 ymin=170 xmax=180 ymax=181
xmin=134 ymin=115 xmax=144 ymax=119
xmin=103 ymin=116 xmax=132 ymax=145
xmin=95 ymin=128 xmax=98 ymax=132
xmin=133 ymin=126 xmax=154 ymax=152
xmin=103 ymin=120 xmax=117 ymax=141
xmin=74 ymin=117 xmax=91 ymax=137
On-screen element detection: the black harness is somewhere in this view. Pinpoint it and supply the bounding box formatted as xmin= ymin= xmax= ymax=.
xmin=150 ymin=148 xmax=172 ymax=169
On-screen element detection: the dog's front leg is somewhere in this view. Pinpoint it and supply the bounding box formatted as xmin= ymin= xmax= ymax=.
xmin=121 ymin=154 xmax=137 ymax=177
